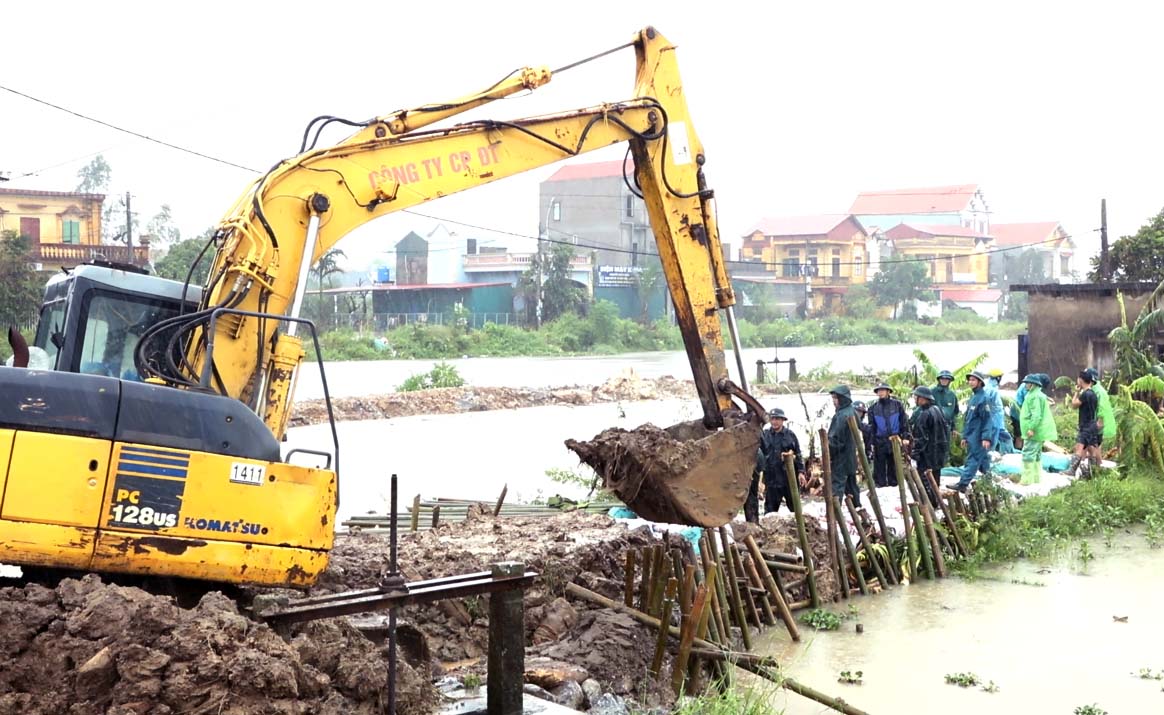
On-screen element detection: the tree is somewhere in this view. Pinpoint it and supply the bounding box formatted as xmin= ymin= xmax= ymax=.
xmin=632 ymin=257 xmax=664 ymax=324
xmin=868 ymin=259 xmax=934 ymax=319
xmin=153 ymin=230 xmax=216 ymax=286
xmin=145 ymin=204 xmax=181 ymax=246
xmin=0 ymin=231 xmax=44 ymax=329
xmin=311 ymin=248 xmax=346 ymax=328
xmin=1089 ymin=207 xmax=1164 ymax=283
xmin=518 ymin=242 xmax=586 ymax=326
xmin=75 ymin=155 xmax=112 ymax=194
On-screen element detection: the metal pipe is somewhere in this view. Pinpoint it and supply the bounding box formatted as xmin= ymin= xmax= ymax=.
xmin=287 ymin=194 xmax=330 ymax=336
xmin=724 ymin=305 xmax=749 ymax=393
xmin=388 ymin=474 xmax=398 ymax=715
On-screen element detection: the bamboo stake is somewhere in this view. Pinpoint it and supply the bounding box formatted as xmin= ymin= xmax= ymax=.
xmin=762 ymin=551 xmax=804 ymax=565
xmin=680 ymin=564 xmax=696 ymax=617
xmin=670 ymin=549 xmax=685 ymax=594
xmin=410 ymin=494 xmax=421 ymax=532
xmin=930 ymin=472 xmax=968 ymax=557
xmin=847 ymin=415 xmax=899 ymax=584
xmin=649 ymin=551 xmax=672 ymax=617
xmin=672 ymin=583 xmax=709 ymax=696
xmin=783 ymin=453 xmax=820 ymax=608
xmin=493 ymin=484 xmax=507 ymax=516
xmin=690 ymin=649 xmax=872 ymax=715
xmin=699 ymin=534 xmax=728 ymax=642
xmin=744 ymin=535 xmax=801 ymax=642
xmin=717 ymin=526 xmax=752 ymax=650
xmin=639 ymin=547 xmax=652 ymax=612
xmin=698 ymin=533 xmax=726 ymax=633
xmin=731 ymin=545 xmax=763 ymax=627
xmin=845 ymin=496 xmax=888 ymax=592
xmin=686 ymin=563 xmax=718 ymax=695
xmin=624 ymin=549 xmax=636 ymax=608
xmin=818 ymin=428 xmax=847 ymax=600
xmin=832 ymin=497 xmax=868 ymax=595
xmin=431 ymin=505 xmax=440 ymax=529
xmin=789 ymin=599 xmax=812 ymax=610
xmin=907 ymin=465 xmax=948 ymax=575
xmin=891 ymin=437 xmax=918 ymax=576
xmin=692 ymin=559 xmax=728 ymax=684
xmin=765 ymin=561 xmax=808 ymax=575
xmin=649 ymin=578 xmax=678 ymax=677
xmin=742 ymin=555 xmax=778 ymax=626
xmin=909 ymin=503 xmax=934 ymax=580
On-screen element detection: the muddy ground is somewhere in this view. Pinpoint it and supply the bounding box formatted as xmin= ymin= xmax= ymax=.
xmin=289 ymin=374 xmax=696 ymax=428
xmin=0 ymin=506 xmax=843 ymax=715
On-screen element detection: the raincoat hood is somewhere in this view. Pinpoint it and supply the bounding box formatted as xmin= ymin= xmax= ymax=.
xmin=829 ymin=385 xmax=853 ymax=408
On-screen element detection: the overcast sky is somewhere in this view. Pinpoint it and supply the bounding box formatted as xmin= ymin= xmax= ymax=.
xmin=3 ymin=1 xmax=1160 ymax=271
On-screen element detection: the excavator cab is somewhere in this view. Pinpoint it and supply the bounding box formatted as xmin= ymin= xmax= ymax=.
xmin=30 ymin=263 xmax=201 ymax=381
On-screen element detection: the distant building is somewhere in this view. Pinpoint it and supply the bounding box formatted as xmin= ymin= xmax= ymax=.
xmin=882 ymin=223 xmax=992 ymax=288
xmin=0 ymin=187 xmax=148 ymax=269
xmin=940 ymin=288 xmax=1003 ymax=321
xmin=538 ymin=157 xmax=651 ymax=268
xmin=738 ymin=214 xmax=870 ymax=316
xmin=989 ymin=222 xmax=1077 ymax=284
xmin=1012 ymin=282 xmax=1162 ymax=381
xmin=850 ymin=184 xmax=991 ymax=235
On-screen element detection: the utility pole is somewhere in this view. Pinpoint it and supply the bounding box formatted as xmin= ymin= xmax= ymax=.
xmin=1099 ymin=198 xmax=1109 ymax=281
xmin=125 ymin=191 xmax=133 ymax=247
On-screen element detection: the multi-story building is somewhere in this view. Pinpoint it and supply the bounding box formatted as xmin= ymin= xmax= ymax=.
xmin=850 ymin=184 xmax=991 ymax=235
xmin=0 ymin=187 xmax=148 ymax=269
xmin=881 ymin=223 xmax=992 ymax=288
xmin=538 ymin=157 xmax=651 ymax=268
xmin=989 ymin=221 xmax=1076 ymax=284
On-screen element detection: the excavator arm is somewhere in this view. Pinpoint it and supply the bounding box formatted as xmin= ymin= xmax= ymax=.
xmin=138 ymin=25 xmax=762 ymax=526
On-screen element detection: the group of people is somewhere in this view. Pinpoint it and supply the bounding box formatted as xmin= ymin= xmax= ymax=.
xmin=744 ymin=365 xmax=1117 ymax=523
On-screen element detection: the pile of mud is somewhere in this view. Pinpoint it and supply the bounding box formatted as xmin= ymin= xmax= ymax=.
xmin=289 ymin=373 xmax=695 ymax=427
xmin=0 ymin=576 xmax=435 ymax=715
xmin=308 ymin=509 xmax=679 ymax=710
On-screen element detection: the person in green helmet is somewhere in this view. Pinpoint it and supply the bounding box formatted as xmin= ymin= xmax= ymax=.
xmin=1019 ymin=374 xmax=1057 ymax=485
xmin=931 ymin=370 xmax=960 ymax=445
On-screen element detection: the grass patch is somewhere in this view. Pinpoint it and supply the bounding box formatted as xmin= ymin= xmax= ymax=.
xmin=800 ymin=609 xmax=843 ymax=631
xmin=396 ymin=361 xmax=465 ymax=392
xmin=669 ymin=679 xmax=775 ymax=715
xmin=305 ymin=309 xmax=1023 ymax=362
xmin=960 ymin=470 xmax=1164 ymax=567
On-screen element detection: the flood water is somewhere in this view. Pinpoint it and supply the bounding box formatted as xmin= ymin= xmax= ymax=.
xmin=751 ymin=533 xmax=1164 ymax=714
xmin=292 ymin=339 xmax=1018 ymax=400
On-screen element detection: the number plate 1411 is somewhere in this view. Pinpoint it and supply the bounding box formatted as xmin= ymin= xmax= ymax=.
xmin=230 ymin=462 xmax=266 ymax=486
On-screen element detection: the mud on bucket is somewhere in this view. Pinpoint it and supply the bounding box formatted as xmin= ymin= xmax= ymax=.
xmin=564 ymin=415 xmax=759 ymax=528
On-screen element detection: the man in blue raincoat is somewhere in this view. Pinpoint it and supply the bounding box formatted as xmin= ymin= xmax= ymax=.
xmin=955 ymin=371 xmax=998 ymax=492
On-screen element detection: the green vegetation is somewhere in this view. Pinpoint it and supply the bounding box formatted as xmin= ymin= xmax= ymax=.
xmin=837 ymin=670 xmax=863 ymax=685
xmin=668 ymin=679 xmax=774 ymax=715
xmin=305 ymin=303 xmax=1023 ymax=362
xmin=944 ymin=672 xmax=981 ymax=687
xmin=1074 ymin=705 xmax=1107 ymax=715
xmin=396 ymin=362 xmax=465 ymax=392
xmin=963 ymin=471 xmax=1164 ymax=566
xmin=800 ymin=609 xmax=842 ymax=631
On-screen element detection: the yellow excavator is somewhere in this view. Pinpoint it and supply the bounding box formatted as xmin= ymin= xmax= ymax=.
xmin=0 ymin=26 xmax=763 ymax=589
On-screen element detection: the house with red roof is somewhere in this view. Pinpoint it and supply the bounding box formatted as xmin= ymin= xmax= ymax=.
xmin=850 ymin=184 xmax=991 ymax=235
xmin=989 ymin=221 xmax=1076 ymax=283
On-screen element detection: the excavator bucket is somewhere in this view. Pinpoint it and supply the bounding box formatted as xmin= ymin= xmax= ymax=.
xmin=565 ymin=414 xmax=760 ymax=527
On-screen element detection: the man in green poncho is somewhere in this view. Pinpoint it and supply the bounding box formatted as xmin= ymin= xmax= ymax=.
xmin=1019 ymin=374 xmax=1057 ymax=485
xmin=932 ymin=370 xmax=960 ymax=446
xmin=1085 ymin=367 xmax=1116 ymax=450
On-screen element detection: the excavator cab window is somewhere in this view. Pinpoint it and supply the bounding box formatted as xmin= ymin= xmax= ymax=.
xmin=76 ymin=290 xmax=184 ymax=382
xmin=33 ymin=299 xmax=67 ymax=369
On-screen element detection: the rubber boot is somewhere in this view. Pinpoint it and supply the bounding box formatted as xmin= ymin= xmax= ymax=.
xmin=1066 ymin=455 xmax=1083 ymax=477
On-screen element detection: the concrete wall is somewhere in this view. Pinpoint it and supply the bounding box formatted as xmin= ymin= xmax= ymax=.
xmin=1024 ymin=287 xmax=1156 ymax=381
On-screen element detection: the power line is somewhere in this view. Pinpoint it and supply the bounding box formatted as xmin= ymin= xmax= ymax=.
xmin=0 ymin=84 xmax=260 ymax=173
xmin=2 ymin=83 xmax=1071 ymax=273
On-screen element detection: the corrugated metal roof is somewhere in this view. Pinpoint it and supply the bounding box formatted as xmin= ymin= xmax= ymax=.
xmin=544 ymin=158 xmax=633 ymax=182
xmin=744 ymin=214 xmax=857 ymax=237
xmin=850 ymin=184 xmax=978 ymax=214
xmin=990 ymin=221 xmax=1062 ymax=247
